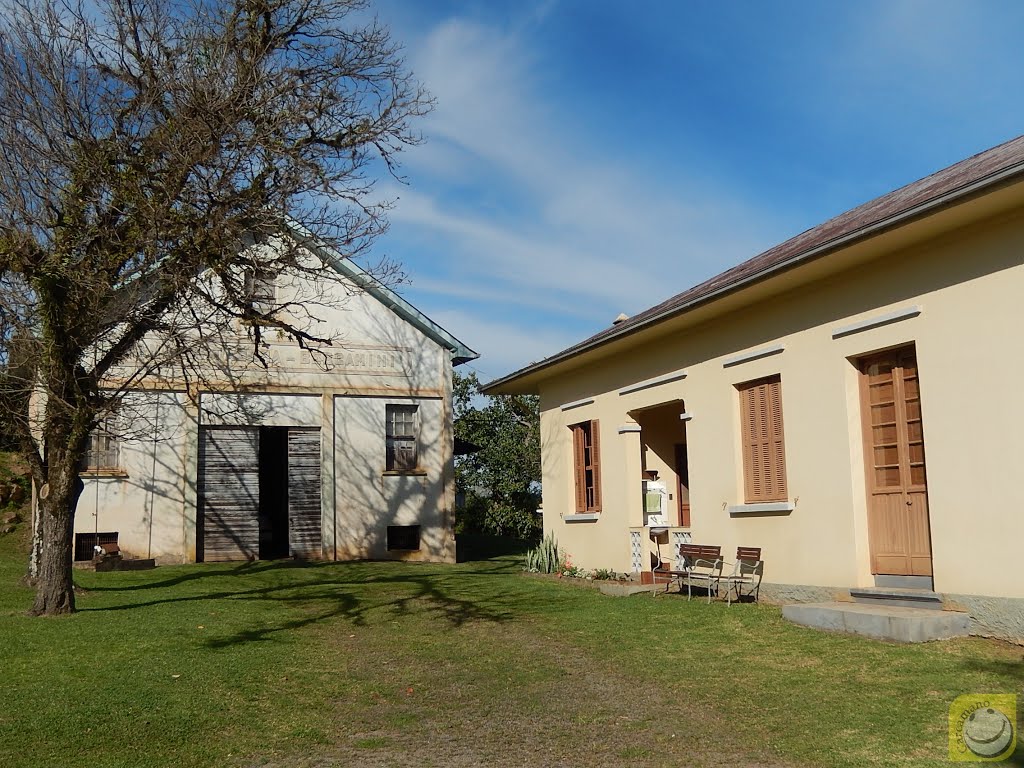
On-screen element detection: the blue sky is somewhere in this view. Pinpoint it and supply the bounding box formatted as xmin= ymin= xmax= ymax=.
xmin=366 ymin=0 xmax=1024 ymax=382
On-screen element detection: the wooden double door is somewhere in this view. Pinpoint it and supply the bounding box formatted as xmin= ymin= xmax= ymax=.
xmin=197 ymin=426 xmax=322 ymax=562
xmin=860 ymin=346 xmax=933 ymax=577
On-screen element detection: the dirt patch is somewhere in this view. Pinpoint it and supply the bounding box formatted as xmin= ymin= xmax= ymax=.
xmin=252 ymin=616 xmax=794 ymax=768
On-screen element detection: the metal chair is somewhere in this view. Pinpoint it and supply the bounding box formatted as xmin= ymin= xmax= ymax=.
xmin=668 ymin=544 xmax=723 ymax=603
xmin=721 ymin=547 xmax=764 ymax=606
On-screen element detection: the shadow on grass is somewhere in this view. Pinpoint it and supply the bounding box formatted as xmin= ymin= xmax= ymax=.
xmin=198 ymin=570 xmax=522 ymax=648
xmin=79 ymin=557 xmax=352 ymax=593
xmin=960 ymin=655 xmax=1024 ymax=679
xmin=75 ymin=538 xmax=541 ymax=648
xmin=456 ymin=533 xmax=533 ymax=562
xmin=79 ymin=535 xmax=528 ymax=594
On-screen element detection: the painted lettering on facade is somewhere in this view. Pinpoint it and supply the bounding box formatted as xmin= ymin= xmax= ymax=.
xmin=269 ymin=345 xmax=403 ymax=372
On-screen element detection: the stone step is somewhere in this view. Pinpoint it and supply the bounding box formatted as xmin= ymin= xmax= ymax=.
xmin=783 ymin=601 xmax=969 ymax=643
xmin=598 ymin=582 xmax=658 ymax=597
xmin=874 ymin=574 xmax=933 ymax=590
xmin=849 ymin=587 xmax=944 ymax=611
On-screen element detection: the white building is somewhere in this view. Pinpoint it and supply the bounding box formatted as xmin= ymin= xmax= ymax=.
xmin=72 ymin=231 xmax=477 ymax=564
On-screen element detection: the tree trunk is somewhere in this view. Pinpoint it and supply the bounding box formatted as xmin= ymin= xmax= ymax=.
xmin=28 ymin=493 xmax=43 ymax=580
xmin=29 ymin=463 xmax=82 ymax=615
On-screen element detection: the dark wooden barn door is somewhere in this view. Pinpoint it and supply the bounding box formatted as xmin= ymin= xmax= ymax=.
xmin=198 ymin=427 xmax=260 ymax=562
xmin=860 ymin=346 xmax=933 ymax=576
xmin=287 ymin=428 xmax=322 ymax=558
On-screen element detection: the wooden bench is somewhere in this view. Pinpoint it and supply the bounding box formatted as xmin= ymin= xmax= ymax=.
xmin=666 ymin=544 xmax=723 ymax=602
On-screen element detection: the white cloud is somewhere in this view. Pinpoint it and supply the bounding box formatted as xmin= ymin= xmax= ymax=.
xmin=424 ymin=307 xmax=582 ymax=383
xmin=387 ymin=185 xmax=648 ymax=311
xmin=362 ymin=0 xmax=1024 ymax=382
xmin=379 ymin=7 xmax=789 ymax=376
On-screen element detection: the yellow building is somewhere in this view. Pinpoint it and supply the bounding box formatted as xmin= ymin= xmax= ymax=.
xmin=484 ymin=136 xmax=1024 ymax=643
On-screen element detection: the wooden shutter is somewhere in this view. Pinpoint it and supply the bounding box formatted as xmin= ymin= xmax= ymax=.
xmin=571 ymin=420 xmax=601 ymax=513
xmin=590 ymin=420 xmax=602 ymax=512
xmin=287 ymin=428 xmax=322 ymax=558
xmin=199 ymin=428 xmax=260 ymax=561
xmin=572 ymin=424 xmax=585 ymax=512
xmin=740 ymin=376 xmax=787 ymax=503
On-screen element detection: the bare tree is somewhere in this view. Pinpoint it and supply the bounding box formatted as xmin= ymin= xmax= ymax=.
xmin=0 ymin=0 xmax=431 ymax=614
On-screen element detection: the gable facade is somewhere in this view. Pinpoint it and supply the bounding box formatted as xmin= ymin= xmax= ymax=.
xmin=73 ymin=235 xmax=476 ymax=565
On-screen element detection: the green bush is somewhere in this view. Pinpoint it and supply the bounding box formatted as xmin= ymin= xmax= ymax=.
xmin=456 ymin=494 xmax=540 ymax=540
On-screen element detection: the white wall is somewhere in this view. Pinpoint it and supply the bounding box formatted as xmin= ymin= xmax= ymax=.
xmin=332 ymin=395 xmax=453 ymax=562
xmin=76 ymin=391 xmax=192 ymax=561
xmin=201 ymin=393 xmax=322 ymax=427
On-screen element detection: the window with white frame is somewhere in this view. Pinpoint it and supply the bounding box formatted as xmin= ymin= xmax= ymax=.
xmin=243 ymin=268 xmax=277 ymax=316
xmin=386 ymin=404 xmax=419 ymax=472
xmin=81 ymin=415 xmax=121 ymax=472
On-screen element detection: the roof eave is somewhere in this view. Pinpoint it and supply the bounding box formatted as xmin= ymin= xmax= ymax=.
xmin=482 ymin=160 xmax=1024 ymax=394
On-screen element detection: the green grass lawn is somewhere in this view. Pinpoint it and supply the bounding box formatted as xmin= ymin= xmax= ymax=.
xmin=0 ymin=529 xmax=1021 ymax=768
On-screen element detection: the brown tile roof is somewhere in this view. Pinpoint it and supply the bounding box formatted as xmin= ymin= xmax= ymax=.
xmin=484 ymin=134 xmax=1024 ymax=391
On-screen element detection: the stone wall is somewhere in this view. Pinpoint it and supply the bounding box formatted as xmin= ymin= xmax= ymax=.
xmin=944 ymin=593 xmax=1024 ymax=645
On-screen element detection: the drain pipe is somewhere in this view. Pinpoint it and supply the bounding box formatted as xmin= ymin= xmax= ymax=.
xmin=146 ymin=395 xmax=161 ymax=560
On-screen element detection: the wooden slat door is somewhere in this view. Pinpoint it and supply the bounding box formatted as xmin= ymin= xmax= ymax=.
xmin=199 ymin=427 xmax=260 ymax=562
xmin=860 ymin=347 xmax=933 ymax=576
xmin=287 ymin=428 xmax=322 ymax=558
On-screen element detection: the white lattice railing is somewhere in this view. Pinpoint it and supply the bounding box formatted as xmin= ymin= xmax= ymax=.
xmin=629 ymin=527 xmax=692 ymax=573
xmin=630 ymin=530 xmax=643 ymax=573
xmin=672 ymin=530 xmax=693 ymax=570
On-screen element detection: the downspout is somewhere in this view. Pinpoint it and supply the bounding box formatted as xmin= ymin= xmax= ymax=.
xmin=146 ymin=395 xmax=162 ymax=560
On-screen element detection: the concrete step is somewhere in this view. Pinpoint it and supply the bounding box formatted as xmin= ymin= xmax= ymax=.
xmin=783 ymin=601 xmax=969 ymax=643
xmin=598 ymin=582 xmax=658 ymax=597
xmin=849 ymin=587 xmax=944 ymax=611
xmin=874 ymin=574 xmax=933 ymax=590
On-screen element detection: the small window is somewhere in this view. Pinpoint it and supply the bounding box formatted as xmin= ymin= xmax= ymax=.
xmin=243 ymin=268 xmax=277 ymax=315
xmin=570 ymin=420 xmax=601 ymax=513
xmin=74 ymin=532 xmax=118 ymax=561
xmin=386 ymin=404 xmax=419 ymax=472
xmin=737 ymin=375 xmax=788 ymax=503
xmin=81 ymin=415 xmax=121 ymax=472
xmin=387 ymin=525 xmax=421 ymax=551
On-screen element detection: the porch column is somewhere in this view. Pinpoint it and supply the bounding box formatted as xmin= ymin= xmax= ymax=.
xmin=618 ymin=422 xmax=643 ymax=528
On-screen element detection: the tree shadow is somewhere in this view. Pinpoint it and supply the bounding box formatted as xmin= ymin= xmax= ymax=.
xmin=455 ymin=533 xmax=532 ymax=562
xmin=959 ymin=654 xmax=1024 ymax=680
xmin=77 ymin=532 xmax=524 ymax=595
xmin=78 ymin=556 xmax=335 ymax=592
xmin=76 ymin=556 xmax=534 ymax=649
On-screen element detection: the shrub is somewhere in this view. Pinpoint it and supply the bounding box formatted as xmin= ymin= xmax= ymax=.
xmin=523 ymin=532 xmax=561 ymax=574
xmin=456 ymin=495 xmax=541 ymax=540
